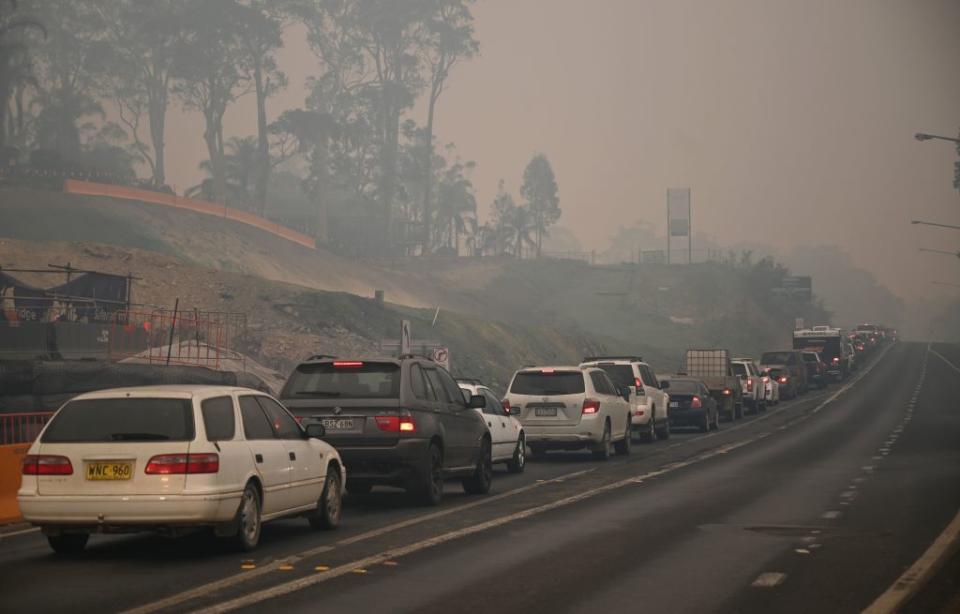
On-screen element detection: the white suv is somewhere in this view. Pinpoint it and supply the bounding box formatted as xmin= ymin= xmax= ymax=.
xmin=580 ymin=356 xmax=671 ymax=442
xmin=18 ymin=385 xmax=345 ymax=554
xmin=732 ymin=358 xmax=767 ymax=414
xmin=504 ymin=366 xmax=632 ymax=461
xmin=457 ymin=379 xmax=526 ymax=473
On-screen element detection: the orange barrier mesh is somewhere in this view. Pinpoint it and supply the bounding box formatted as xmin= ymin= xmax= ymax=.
xmin=63 ymin=179 xmax=316 ymax=250
xmin=0 ymin=444 xmax=29 ymax=524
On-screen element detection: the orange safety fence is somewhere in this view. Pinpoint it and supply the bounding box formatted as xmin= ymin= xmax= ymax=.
xmin=63 ymin=179 xmax=317 ymax=250
xmin=0 ymin=413 xmax=53 ymax=524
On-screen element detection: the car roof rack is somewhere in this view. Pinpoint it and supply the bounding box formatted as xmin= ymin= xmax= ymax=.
xmin=306 ymin=354 xmax=338 ymax=361
xmin=582 ymin=355 xmax=643 ymax=363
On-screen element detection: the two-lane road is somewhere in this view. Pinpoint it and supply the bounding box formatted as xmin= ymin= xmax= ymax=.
xmin=2 ymin=342 xmax=957 ymax=614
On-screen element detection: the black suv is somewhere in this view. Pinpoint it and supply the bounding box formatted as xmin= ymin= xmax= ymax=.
xmin=280 ymin=355 xmax=492 ymax=505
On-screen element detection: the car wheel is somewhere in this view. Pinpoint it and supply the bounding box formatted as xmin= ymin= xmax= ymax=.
xmin=642 ymin=414 xmax=657 ymax=442
xmin=592 ymin=421 xmax=612 ymax=461
xmin=462 ymin=439 xmax=493 ymax=495
xmin=507 ymin=434 xmax=526 ymax=473
xmin=712 ymin=409 xmax=721 ymax=430
xmin=614 ymin=417 xmax=632 ymax=455
xmin=308 ymin=469 xmax=342 ymax=530
xmin=413 ymin=443 xmax=444 ymax=506
xmin=231 ymin=483 xmax=262 ymax=552
xmin=734 ymin=403 xmax=743 ymax=419
xmin=759 ymin=400 xmax=767 ymax=413
xmin=655 ymin=416 xmax=671 ymax=440
xmin=47 ymin=533 xmax=89 ymax=555
xmin=345 ymin=481 xmax=373 ymax=496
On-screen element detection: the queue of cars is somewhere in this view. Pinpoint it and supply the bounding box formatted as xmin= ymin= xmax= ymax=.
xmin=18 ymin=323 xmax=893 ymax=554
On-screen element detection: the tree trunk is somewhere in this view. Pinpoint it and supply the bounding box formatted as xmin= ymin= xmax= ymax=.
xmin=422 ymin=91 xmax=437 ymax=254
xmin=253 ymin=62 xmax=270 ymax=216
xmin=147 ymin=83 xmax=167 ymax=186
xmin=204 ymin=111 xmax=227 ymax=204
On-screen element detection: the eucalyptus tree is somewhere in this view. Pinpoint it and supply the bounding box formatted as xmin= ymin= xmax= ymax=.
xmin=520 ymin=153 xmax=560 ymax=258
xmin=0 ymin=0 xmax=44 ymax=149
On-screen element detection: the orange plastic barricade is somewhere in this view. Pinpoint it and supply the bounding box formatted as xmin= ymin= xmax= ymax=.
xmin=63 ymin=179 xmax=316 ymax=250
xmin=0 ymin=444 xmax=28 ymax=524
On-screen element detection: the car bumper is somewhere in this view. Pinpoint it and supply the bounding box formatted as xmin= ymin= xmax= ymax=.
xmin=335 ymin=438 xmax=430 ymax=485
xmin=669 ymin=409 xmax=708 ymax=427
xmin=524 ymin=426 xmax=601 ymax=448
xmin=630 ymin=401 xmax=654 ymax=426
xmin=17 ymin=492 xmax=240 ymax=526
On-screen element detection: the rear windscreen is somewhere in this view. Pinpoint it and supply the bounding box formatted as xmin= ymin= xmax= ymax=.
xmin=732 ymin=363 xmax=747 ymax=376
xmin=667 ymin=380 xmax=700 ymax=394
xmin=282 ymin=362 xmax=401 ymax=399
xmin=594 ymin=365 xmax=635 ymax=388
xmin=510 ymin=372 xmax=585 ymax=395
xmin=42 ymin=398 xmax=194 ymax=443
xmin=761 ymin=352 xmax=793 ymax=364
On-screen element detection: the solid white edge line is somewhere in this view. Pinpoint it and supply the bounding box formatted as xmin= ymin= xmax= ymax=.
xmin=0 ymin=527 xmax=40 ymax=539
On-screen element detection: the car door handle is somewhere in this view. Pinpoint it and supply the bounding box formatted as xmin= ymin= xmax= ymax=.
xmin=289 ymin=451 xmax=296 ymax=461
xmin=255 ymin=453 xmax=263 ymax=464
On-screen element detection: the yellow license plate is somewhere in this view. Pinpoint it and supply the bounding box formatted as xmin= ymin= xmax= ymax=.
xmin=86 ymin=462 xmax=133 ymax=481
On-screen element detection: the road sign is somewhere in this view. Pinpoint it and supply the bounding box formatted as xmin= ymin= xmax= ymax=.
xmin=400 ymin=320 xmax=411 ymax=355
xmin=795 ymin=318 xmax=805 ymax=330
xmin=431 ymin=347 xmax=450 ymax=370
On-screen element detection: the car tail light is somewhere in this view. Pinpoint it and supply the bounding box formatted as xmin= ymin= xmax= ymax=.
xmin=722 ymin=388 xmax=732 ymax=396
xmin=779 ymin=376 xmax=788 ymax=384
xmin=145 ymin=453 xmax=219 ymax=474
xmin=746 ymin=378 xmax=754 ymax=392
xmin=374 ymin=414 xmax=416 ymax=433
xmin=762 ymin=376 xmax=770 ymax=383
xmin=540 ymin=368 xmax=555 ymax=374
xmin=22 ymin=455 xmax=73 ymax=476
xmin=502 ymin=399 xmax=511 ymax=413
xmin=582 ymin=399 xmax=600 ymax=415
xmin=691 ymin=396 xmax=702 ymax=409
xmin=633 ymin=377 xmax=645 ymax=395
xmin=332 ymin=361 xmax=363 ymax=368
xmin=832 ymin=357 xmax=840 ymax=364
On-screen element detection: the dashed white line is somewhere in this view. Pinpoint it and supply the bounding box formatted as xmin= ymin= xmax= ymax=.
xmin=752 ymin=572 xmax=787 ymax=588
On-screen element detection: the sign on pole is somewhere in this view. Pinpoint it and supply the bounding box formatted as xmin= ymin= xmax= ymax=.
xmin=431 ymin=347 xmax=450 ymax=371
xmin=400 ymin=320 xmax=411 ymax=355
xmin=667 ymin=188 xmax=692 ymax=264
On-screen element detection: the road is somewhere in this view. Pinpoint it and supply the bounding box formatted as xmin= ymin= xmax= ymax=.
xmin=1 ymin=341 xmax=958 ymax=614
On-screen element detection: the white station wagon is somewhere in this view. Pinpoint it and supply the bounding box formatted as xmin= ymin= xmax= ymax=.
xmin=18 ymin=386 xmax=345 ymax=554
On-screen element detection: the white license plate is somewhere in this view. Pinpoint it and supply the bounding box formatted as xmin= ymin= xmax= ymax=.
xmin=321 ymin=418 xmax=357 ymax=432
xmin=535 ymin=407 xmax=558 ymax=417
xmin=670 ymin=401 xmax=679 ymax=408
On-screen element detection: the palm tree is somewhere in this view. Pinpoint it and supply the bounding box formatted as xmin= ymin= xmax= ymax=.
xmin=187 ymin=136 xmax=259 ymax=207
xmin=505 ymin=205 xmax=536 ymax=259
xmin=432 ymin=161 xmax=477 ymax=253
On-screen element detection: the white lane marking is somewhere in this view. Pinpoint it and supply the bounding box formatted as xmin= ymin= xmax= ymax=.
xmin=752 ymin=572 xmax=787 ymax=588
xmin=929 ymin=348 xmax=960 ymax=375
xmin=151 ymin=346 xmax=895 ymax=614
xmin=121 ymin=467 xmax=597 ymax=614
xmin=795 ymin=548 xmax=811 ymax=555
xmin=192 ymin=434 xmax=775 ymax=614
xmin=863 ymin=506 xmax=960 ymax=613
xmin=822 ymin=510 xmax=842 ymax=519
xmin=0 ymin=527 xmax=40 ymax=539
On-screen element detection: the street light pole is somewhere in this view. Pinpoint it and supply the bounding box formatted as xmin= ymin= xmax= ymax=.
xmin=918 ymin=247 xmax=960 ymax=259
xmin=932 ymin=281 xmax=960 ymax=288
xmin=915 ymin=132 xmax=960 ymax=144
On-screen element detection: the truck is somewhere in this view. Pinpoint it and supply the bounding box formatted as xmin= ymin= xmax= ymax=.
xmin=682 ymin=349 xmax=743 ymax=421
xmin=793 ymin=326 xmax=851 ymax=381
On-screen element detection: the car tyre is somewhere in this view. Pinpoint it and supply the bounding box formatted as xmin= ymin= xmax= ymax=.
xmin=655 ymin=416 xmax=671 ymax=440
xmin=231 ymin=483 xmax=262 ymax=552
xmin=413 ymin=443 xmax=444 ymax=506
xmin=712 ymin=409 xmax=721 ymax=431
xmin=614 ymin=417 xmax=632 ymax=455
xmin=47 ymin=533 xmax=88 ymax=555
xmin=308 ymin=469 xmax=342 ymax=530
xmin=507 ymin=434 xmax=526 ymax=473
xmin=592 ymin=421 xmax=613 ymax=461
xmin=641 ymin=414 xmax=657 ymax=443
xmin=462 ymin=439 xmax=493 ymax=495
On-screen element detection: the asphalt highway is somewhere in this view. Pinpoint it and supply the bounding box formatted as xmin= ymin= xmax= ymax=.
xmin=2 ymin=341 xmax=958 ymax=614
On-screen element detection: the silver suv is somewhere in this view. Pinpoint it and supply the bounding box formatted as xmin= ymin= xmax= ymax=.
xmin=504 ymin=366 xmax=632 ymax=461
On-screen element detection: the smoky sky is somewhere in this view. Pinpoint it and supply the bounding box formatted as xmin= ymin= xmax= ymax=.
xmin=161 ymin=0 xmax=960 ymax=301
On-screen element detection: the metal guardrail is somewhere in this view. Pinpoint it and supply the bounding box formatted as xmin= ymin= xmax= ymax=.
xmin=0 ymin=412 xmax=54 ymax=445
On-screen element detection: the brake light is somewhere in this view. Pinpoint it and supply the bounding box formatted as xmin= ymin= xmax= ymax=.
xmin=22 ymin=455 xmax=73 ymax=476
xmin=691 ymin=396 xmax=702 ymax=409
xmin=779 ymin=376 xmax=788 ymax=384
xmin=145 ymin=453 xmax=219 ymax=474
xmin=374 ymin=414 xmax=416 ymax=433
xmin=502 ymin=399 xmax=511 ymax=413
xmin=722 ymin=388 xmax=732 ymax=396
xmin=634 ymin=378 xmax=646 ymax=395
xmin=541 ymin=368 xmax=555 ymax=374
xmin=582 ymin=399 xmax=600 ymax=415
xmin=762 ymin=376 xmax=770 ymax=383
xmin=333 ymin=361 xmax=363 ymax=368
xmin=832 ymin=357 xmax=840 ymax=364
xmin=746 ymin=379 xmax=754 ymax=392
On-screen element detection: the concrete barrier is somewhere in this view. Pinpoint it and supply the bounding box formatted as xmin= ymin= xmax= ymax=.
xmin=62 ymin=179 xmax=317 ymax=250
xmin=0 ymin=444 xmax=28 ymax=524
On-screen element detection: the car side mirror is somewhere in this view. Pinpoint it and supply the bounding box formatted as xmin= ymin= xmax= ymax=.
xmin=305 ymin=423 xmax=326 ymax=439
xmin=659 ymin=380 xmax=670 ymax=389
xmin=468 ymin=394 xmax=485 ymax=409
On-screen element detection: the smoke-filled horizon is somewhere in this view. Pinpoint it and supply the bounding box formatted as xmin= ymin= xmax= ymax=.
xmin=156 ymin=0 xmax=960 ymax=303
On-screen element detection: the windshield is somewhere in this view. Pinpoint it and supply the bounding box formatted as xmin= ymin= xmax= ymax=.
xmin=282 ymin=362 xmax=401 ymax=399
xmin=666 ymin=380 xmax=701 ymax=394
xmin=42 ymin=398 xmax=194 ymax=443
xmin=510 ymin=372 xmax=585 ymax=395
xmin=761 ymin=352 xmax=793 ymax=364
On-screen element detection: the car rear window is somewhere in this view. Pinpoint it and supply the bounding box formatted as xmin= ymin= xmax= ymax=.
xmin=42 ymin=398 xmax=194 ymax=443
xmin=510 ymin=371 xmax=585 ymax=395
xmin=761 ymin=352 xmax=793 ymax=364
xmin=732 ymin=363 xmax=747 ymax=376
xmin=282 ymin=362 xmax=401 ymax=399
xmin=594 ymin=364 xmax=635 ymax=388
xmin=667 ymin=380 xmax=700 ymax=394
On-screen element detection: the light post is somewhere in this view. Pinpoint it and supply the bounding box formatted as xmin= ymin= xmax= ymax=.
xmin=918 ymin=247 xmax=960 ymax=259
xmin=910 ymin=220 xmax=960 ymax=230
xmin=915 ymin=131 xmax=960 ymax=191
xmin=931 ymin=281 xmax=960 ymax=289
